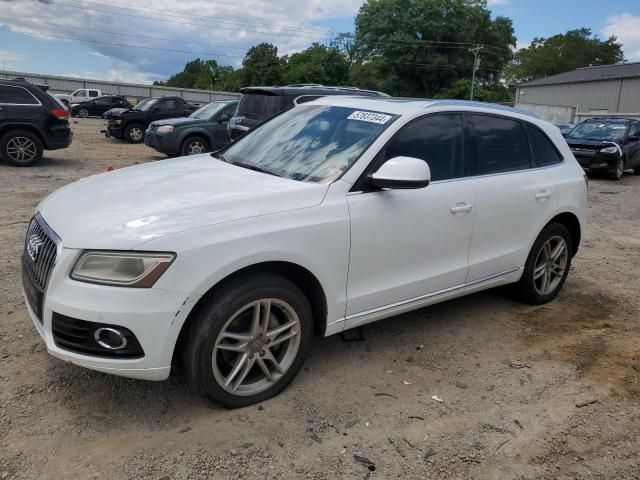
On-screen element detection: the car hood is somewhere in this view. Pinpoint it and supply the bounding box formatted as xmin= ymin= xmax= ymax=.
xmin=150 ymin=117 xmax=205 ymax=127
xmin=566 ymin=138 xmax=622 ymax=150
xmin=38 ymin=155 xmax=328 ymax=249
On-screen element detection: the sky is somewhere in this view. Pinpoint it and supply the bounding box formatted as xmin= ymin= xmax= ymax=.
xmin=1 ymin=0 xmax=640 ymax=84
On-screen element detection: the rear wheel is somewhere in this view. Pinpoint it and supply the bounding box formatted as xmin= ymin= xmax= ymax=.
xmin=608 ymin=157 xmax=625 ymax=180
xmin=125 ymin=123 xmax=144 ymax=143
xmin=516 ymin=223 xmax=573 ymax=305
xmin=181 ymin=273 xmax=313 ymax=408
xmin=181 ymin=136 xmax=209 ymax=156
xmin=0 ymin=130 xmax=43 ymax=167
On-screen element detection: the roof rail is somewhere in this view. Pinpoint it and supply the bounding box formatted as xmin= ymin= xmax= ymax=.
xmin=427 ymin=99 xmax=539 ymax=118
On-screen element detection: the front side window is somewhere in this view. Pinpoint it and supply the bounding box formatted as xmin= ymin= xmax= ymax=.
xmin=525 ymin=124 xmax=563 ymax=166
xmin=134 ymin=98 xmax=156 ymax=111
xmin=94 ymin=97 xmax=111 ymax=105
xmin=0 ymin=85 xmax=39 ymax=105
xmin=74 ymin=89 xmax=87 ymax=97
xmin=383 ymin=114 xmax=465 ymax=181
xmin=470 ymin=114 xmax=530 ymax=175
xmin=220 ymin=105 xmax=396 ymax=184
xmin=156 ymin=99 xmax=177 ymax=112
xmin=628 ymin=123 xmax=640 ymax=138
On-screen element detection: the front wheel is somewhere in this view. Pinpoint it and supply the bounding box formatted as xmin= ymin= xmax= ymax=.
xmin=181 ymin=136 xmax=209 ymax=156
xmin=125 ymin=123 xmax=145 ymax=143
xmin=608 ymin=157 xmax=625 ymax=180
xmin=516 ymin=223 xmax=573 ymax=305
xmin=181 ymin=273 xmax=313 ymax=408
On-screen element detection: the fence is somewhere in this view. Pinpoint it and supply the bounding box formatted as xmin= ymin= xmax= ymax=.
xmin=1 ymin=70 xmax=240 ymax=104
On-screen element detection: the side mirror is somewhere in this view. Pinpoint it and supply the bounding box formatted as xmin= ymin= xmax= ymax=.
xmin=217 ymin=114 xmax=230 ymax=123
xmin=151 ymin=106 xmax=160 ymax=113
xmin=370 ymin=156 xmax=431 ymax=190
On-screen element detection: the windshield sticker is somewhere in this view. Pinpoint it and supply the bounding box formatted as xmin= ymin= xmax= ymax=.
xmin=347 ymin=111 xmax=392 ymax=124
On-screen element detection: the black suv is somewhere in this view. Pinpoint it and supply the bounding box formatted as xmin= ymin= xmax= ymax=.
xmin=229 ymin=85 xmax=389 ymax=140
xmin=70 ymin=95 xmax=132 ymax=118
xmin=566 ymin=118 xmax=640 ymax=180
xmin=0 ymin=80 xmax=72 ymax=166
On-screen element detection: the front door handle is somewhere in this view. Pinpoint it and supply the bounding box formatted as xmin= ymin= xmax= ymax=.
xmin=535 ymin=190 xmax=552 ymax=200
xmin=450 ymin=203 xmax=473 ymax=215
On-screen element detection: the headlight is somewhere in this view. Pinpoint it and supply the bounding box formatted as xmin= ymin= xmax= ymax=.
xmin=70 ymin=103 xmax=80 ymax=107
xmin=114 ymin=119 xmax=123 ymax=125
xmin=156 ymin=125 xmax=174 ymax=133
xmin=599 ymin=146 xmax=619 ymax=154
xmin=71 ymin=251 xmax=175 ymax=287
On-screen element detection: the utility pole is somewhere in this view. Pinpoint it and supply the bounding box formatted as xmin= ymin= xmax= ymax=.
xmin=469 ymin=44 xmax=483 ymax=101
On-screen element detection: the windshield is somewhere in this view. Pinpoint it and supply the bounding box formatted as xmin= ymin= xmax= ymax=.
xmin=133 ymin=98 xmax=157 ymax=111
xmin=569 ymin=122 xmax=627 ymax=141
xmin=219 ymin=105 xmax=396 ymax=184
xmin=190 ymin=102 xmax=224 ymax=120
xmin=236 ymin=93 xmax=283 ymax=120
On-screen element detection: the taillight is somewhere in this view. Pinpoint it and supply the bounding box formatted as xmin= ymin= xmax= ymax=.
xmin=51 ymin=109 xmax=69 ymax=120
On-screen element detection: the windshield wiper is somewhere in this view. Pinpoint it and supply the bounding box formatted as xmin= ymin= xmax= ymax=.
xmin=231 ymin=161 xmax=280 ymax=177
xmin=211 ymin=151 xmax=228 ymax=162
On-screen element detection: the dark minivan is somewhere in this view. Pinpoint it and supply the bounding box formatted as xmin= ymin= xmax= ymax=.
xmin=0 ymin=79 xmax=72 ymax=166
xmin=228 ymin=85 xmax=389 ymax=140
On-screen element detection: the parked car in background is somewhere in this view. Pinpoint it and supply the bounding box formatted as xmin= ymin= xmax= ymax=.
xmin=565 ymin=118 xmax=640 ymax=180
xmin=229 ymin=85 xmax=389 ymax=140
xmin=55 ymin=88 xmax=101 ymax=106
xmin=23 ymin=97 xmax=586 ymax=407
xmin=0 ymin=79 xmax=72 ymax=166
xmin=102 ymin=97 xmax=152 ymax=119
xmin=70 ymin=95 xmax=133 ymax=118
xmin=555 ymin=123 xmax=575 ymax=136
xmin=105 ymin=96 xmax=198 ymax=143
xmin=145 ymin=100 xmax=238 ymax=156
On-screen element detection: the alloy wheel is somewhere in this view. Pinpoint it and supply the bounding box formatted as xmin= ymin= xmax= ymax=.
xmin=211 ymin=298 xmax=301 ymax=396
xmin=533 ymin=235 xmax=568 ymax=296
xmin=79 ymin=108 xmax=89 ymax=118
xmin=6 ymin=137 xmax=37 ymax=164
xmin=186 ymin=141 xmax=206 ymax=155
xmin=129 ymin=127 xmax=143 ymax=142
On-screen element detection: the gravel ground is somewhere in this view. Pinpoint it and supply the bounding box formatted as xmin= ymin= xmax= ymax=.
xmin=1 ymin=118 xmax=639 ymax=479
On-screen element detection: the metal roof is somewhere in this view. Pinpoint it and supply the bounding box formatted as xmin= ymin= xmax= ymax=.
xmin=519 ymin=62 xmax=640 ymax=87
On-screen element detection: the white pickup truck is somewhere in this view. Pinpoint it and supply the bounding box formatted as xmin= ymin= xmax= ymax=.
xmin=55 ymin=88 xmax=102 ymax=106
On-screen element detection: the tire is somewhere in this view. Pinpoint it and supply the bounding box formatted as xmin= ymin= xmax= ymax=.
xmin=608 ymin=157 xmax=625 ymax=180
xmin=181 ymin=272 xmax=313 ymax=408
xmin=181 ymin=136 xmax=209 ymax=156
xmin=124 ymin=123 xmax=145 ymax=143
xmin=634 ymin=167 xmax=640 ymax=175
xmin=516 ymin=223 xmax=573 ymax=305
xmin=78 ymin=108 xmax=89 ymax=118
xmin=0 ymin=130 xmax=44 ymax=167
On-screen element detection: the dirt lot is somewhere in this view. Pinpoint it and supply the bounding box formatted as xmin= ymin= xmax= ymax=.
xmin=1 ymin=118 xmax=639 ymax=479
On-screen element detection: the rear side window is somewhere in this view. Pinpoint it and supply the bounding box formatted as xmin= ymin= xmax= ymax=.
xmin=526 ymin=124 xmax=563 ymax=166
xmin=237 ymin=94 xmax=283 ymax=120
xmin=384 ymin=114 xmax=465 ymax=181
xmin=470 ymin=114 xmax=530 ymax=175
xmin=89 ymin=90 xmax=99 ymax=97
xmin=0 ymin=85 xmax=39 ymax=105
xmin=156 ymin=99 xmax=177 ymax=112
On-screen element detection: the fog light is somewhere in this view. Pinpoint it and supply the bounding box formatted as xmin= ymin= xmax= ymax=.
xmin=94 ymin=327 xmax=128 ymax=350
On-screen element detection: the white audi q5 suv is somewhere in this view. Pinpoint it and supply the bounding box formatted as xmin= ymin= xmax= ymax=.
xmin=22 ymin=97 xmax=587 ymax=407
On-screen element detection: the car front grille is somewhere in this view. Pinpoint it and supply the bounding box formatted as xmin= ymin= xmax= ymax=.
xmin=21 ymin=214 xmax=60 ymax=321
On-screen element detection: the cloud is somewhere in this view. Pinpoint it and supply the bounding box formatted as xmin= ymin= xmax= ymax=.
xmin=487 ymin=0 xmax=509 ymax=5
xmin=0 ymin=0 xmax=363 ymax=81
xmin=602 ymin=13 xmax=640 ymax=61
xmin=0 ymin=49 xmax=27 ymax=64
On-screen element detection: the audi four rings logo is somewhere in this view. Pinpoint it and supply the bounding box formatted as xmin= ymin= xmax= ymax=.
xmin=26 ymin=233 xmax=44 ymax=261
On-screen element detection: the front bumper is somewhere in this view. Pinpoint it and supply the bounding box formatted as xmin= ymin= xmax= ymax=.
xmin=106 ymin=124 xmax=125 ymax=139
xmin=24 ymin=245 xmax=199 ymax=381
xmin=572 ymin=151 xmax=619 ymax=171
xmin=144 ymin=129 xmax=179 ymax=155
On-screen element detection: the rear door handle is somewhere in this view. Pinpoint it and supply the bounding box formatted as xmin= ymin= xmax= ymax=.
xmin=450 ymin=203 xmax=473 ymax=214
xmin=535 ymin=190 xmax=552 ymax=200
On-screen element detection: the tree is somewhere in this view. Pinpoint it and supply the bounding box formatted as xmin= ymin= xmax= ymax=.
xmin=163 ymin=58 xmax=209 ymax=89
xmin=284 ymin=43 xmax=350 ymax=85
xmin=354 ymin=0 xmax=516 ymax=97
xmin=506 ymin=28 xmax=624 ymax=85
xmin=242 ymin=43 xmax=284 ymax=86
xmin=435 ymin=78 xmax=513 ymax=102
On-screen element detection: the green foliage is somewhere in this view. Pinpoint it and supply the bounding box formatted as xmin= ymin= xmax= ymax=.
xmin=354 ymin=0 xmax=516 ymax=97
xmin=242 ymin=43 xmax=284 ymax=86
xmin=506 ymin=28 xmax=624 ymax=85
xmin=435 ymin=78 xmax=513 ymax=102
xmin=284 ymin=43 xmax=349 ymax=85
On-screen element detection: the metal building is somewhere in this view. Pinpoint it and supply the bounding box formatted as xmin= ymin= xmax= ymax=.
xmin=1 ymin=70 xmax=240 ymax=104
xmin=515 ymin=62 xmax=640 ymax=123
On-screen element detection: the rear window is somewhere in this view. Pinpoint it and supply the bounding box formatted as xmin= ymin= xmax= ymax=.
xmin=526 ymin=124 xmax=563 ymax=166
xmin=0 ymin=84 xmax=39 ymax=105
xmin=237 ymin=93 xmax=283 ymax=120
